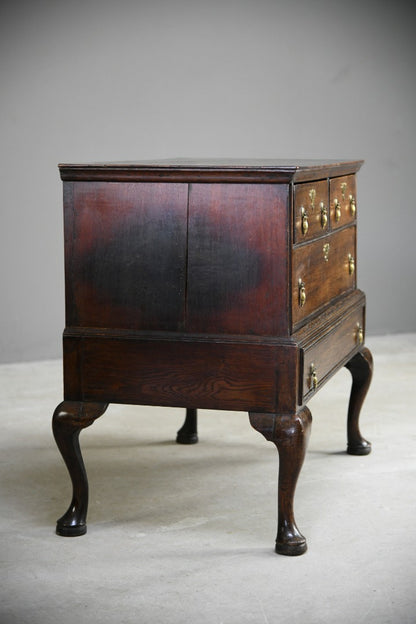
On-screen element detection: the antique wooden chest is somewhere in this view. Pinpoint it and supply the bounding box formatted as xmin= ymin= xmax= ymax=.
xmin=53 ymin=159 xmax=373 ymax=555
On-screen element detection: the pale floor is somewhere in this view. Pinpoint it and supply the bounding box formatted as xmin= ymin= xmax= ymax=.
xmin=0 ymin=334 xmax=415 ymax=624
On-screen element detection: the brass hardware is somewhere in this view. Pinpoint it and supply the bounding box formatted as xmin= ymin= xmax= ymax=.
xmin=301 ymin=207 xmax=309 ymax=236
xmin=356 ymin=323 xmax=364 ymax=345
xmin=309 ymin=363 xmax=318 ymax=390
xmin=309 ymin=188 xmax=316 ymax=210
xmin=341 ymin=182 xmax=347 ymax=201
xmin=298 ymin=279 xmax=306 ymax=307
xmin=349 ymin=194 xmax=356 ymax=217
xmin=348 ymin=253 xmax=355 ymax=275
xmin=323 ymin=243 xmax=330 ymax=262
xmin=320 ymin=202 xmax=328 ymax=229
xmin=334 ymin=199 xmax=341 ymax=222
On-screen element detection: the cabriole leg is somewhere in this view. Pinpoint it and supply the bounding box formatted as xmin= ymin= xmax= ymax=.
xmin=176 ymin=408 xmax=198 ymax=444
xmin=52 ymin=401 xmax=108 ymax=536
xmin=345 ymin=347 xmax=373 ymax=455
xmin=249 ymin=406 xmax=312 ymax=556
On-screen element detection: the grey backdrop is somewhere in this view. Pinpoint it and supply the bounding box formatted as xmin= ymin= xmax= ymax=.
xmin=1 ymin=0 xmax=415 ymax=363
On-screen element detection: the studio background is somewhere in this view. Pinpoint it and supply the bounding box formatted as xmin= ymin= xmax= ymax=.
xmin=1 ymin=0 xmax=415 ymax=364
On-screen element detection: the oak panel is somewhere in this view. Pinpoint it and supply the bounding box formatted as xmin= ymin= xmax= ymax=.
xmin=186 ymin=183 xmax=290 ymax=336
xmin=66 ymin=182 xmax=188 ymax=331
xmin=77 ymin=338 xmax=288 ymax=412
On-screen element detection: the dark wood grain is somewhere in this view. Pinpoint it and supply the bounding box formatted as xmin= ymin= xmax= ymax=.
xmin=292 ymin=226 xmax=356 ymax=328
xmin=63 ymin=335 xmax=299 ymax=414
xmin=65 ymin=182 xmax=188 ymax=331
xmin=186 ymin=183 xmax=290 ymax=336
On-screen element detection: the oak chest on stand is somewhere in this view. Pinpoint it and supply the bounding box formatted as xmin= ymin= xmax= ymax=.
xmin=53 ymin=158 xmax=373 ymax=556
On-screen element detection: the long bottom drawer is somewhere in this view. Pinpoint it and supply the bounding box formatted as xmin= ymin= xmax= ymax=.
xmin=300 ymin=298 xmax=365 ymax=401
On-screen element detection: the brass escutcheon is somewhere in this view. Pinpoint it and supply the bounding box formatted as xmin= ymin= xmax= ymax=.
xmin=309 ymin=363 xmax=318 ymax=390
xmin=309 ymin=188 xmax=316 ymax=211
xmin=323 ymin=243 xmax=330 ymax=262
xmin=341 ymin=182 xmax=347 ymax=201
xmin=298 ymin=279 xmax=306 ymax=307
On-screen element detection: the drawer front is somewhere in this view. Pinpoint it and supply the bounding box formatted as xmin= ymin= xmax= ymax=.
xmin=330 ymin=175 xmax=357 ymax=230
xmin=301 ymin=305 xmax=364 ymax=399
xmin=292 ymin=226 xmax=356 ymax=327
xmin=294 ymin=180 xmax=329 ymax=243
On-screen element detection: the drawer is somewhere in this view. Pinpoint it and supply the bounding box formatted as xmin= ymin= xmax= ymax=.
xmin=301 ymin=304 xmax=364 ymax=400
xmin=292 ymin=226 xmax=356 ymax=328
xmin=293 ymin=180 xmax=329 ymax=243
xmin=330 ymin=175 xmax=357 ymax=229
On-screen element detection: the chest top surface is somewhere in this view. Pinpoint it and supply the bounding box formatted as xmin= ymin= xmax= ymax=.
xmin=59 ymin=158 xmax=363 ymax=183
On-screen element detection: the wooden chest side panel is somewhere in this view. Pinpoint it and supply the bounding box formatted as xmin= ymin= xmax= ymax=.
xmin=186 ymin=184 xmax=290 ymax=336
xmin=66 ymin=182 xmax=188 ymax=331
xmin=76 ymin=339 xmax=284 ymax=412
xmin=62 ymin=335 xmax=299 ymax=413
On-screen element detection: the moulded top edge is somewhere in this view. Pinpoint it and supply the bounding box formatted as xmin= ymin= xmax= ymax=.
xmin=58 ymin=158 xmax=364 ymax=183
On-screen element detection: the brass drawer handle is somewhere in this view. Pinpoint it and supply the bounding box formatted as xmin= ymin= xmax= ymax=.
xmin=349 ymin=195 xmax=356 ymax=217
xmin=348 ymin=253 xmax=355 ymax=275
xmin=301 ymin=207 xmax=309 ymax=236
xmin=334 ymin=199 xmax=341 ymax=222
xmin=356 ymin=324 xmax=364 ymax=345
xmin=298 ymin=279 xmax=306 ymax=307
xmin=309 ymin=363 xmax=318 ymax=390
xmin=320 ymin=202 xmax=328 ymax=229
